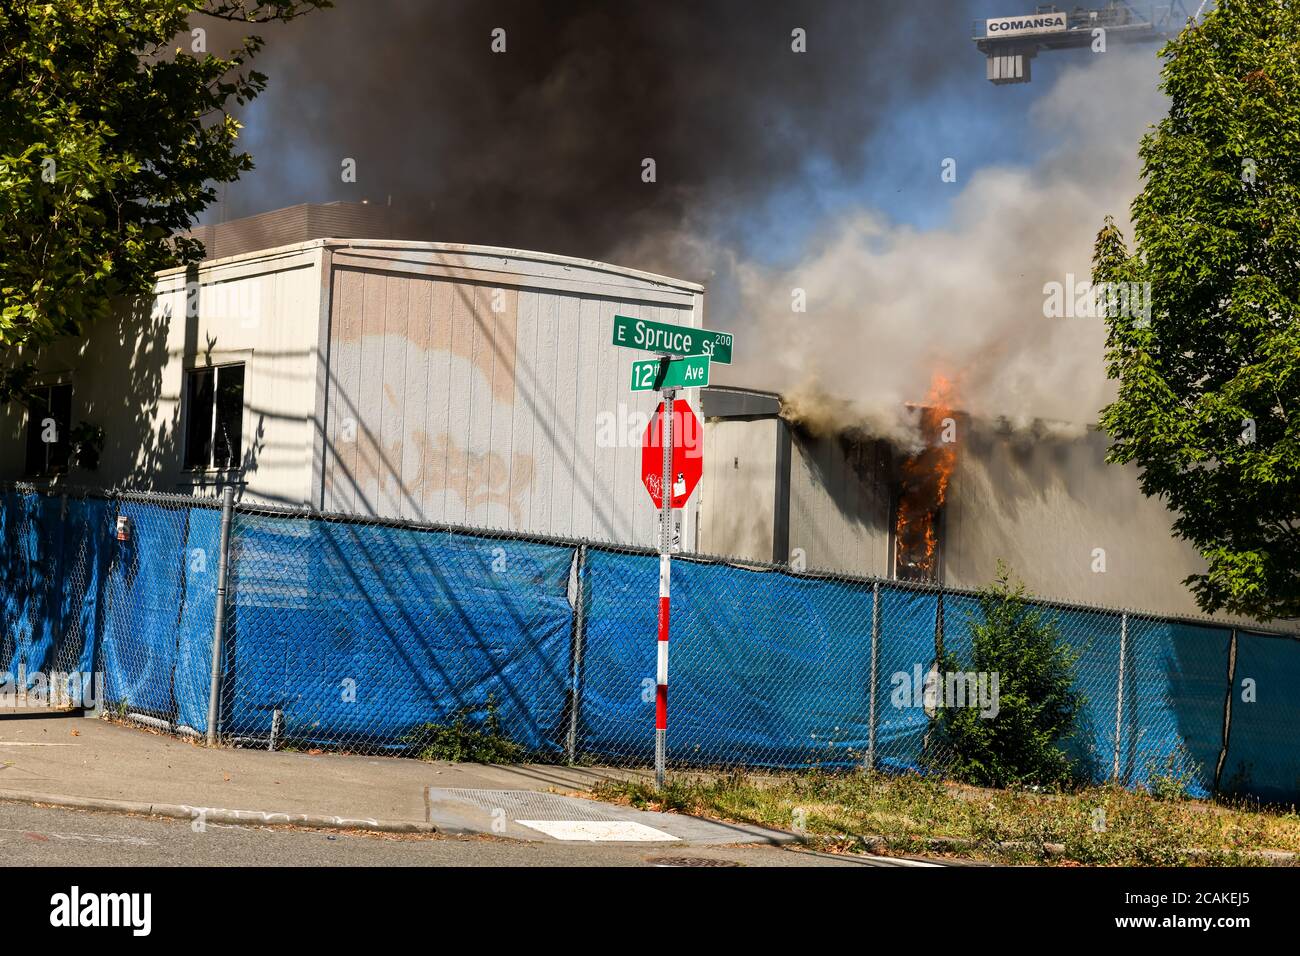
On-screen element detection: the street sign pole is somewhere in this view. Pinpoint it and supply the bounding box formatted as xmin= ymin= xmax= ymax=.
xmin=616 ymin=313 xmax=731 ymax=792
xmin=656 ymin=387 xmax=675 ymax=790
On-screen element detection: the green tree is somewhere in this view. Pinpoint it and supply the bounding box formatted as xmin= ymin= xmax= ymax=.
xmin=934 ymin=565 xmax=1083 ymax=790
xmin=0 ymin=0 xmax=330 ymax=401
xmin=1095 ymin=0 xmax=1300 ymax=621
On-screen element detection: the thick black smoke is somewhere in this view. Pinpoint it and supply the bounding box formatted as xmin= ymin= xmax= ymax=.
xmin=212 ymin=0 xmax=973 ymax=279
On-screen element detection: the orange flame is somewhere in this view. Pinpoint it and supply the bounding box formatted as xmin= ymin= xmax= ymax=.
xmin=894 ymin=375 xmax=957 ymax=582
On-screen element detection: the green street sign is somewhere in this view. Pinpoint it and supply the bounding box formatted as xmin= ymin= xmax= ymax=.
xmin=612 ymin=314 xmax=733 ymax=365
xmin=630 ymin=355 xmax=711 ymax=392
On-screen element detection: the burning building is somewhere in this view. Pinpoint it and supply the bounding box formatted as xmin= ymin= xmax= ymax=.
xmin=696 ymin=384 xmax=1288 ymax=633
xmin=0 ymin=203 xmax=1287 ymax=634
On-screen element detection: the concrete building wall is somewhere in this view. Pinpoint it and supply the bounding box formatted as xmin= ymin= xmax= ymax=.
xmin=0 ymin=243 xmax=325 ymax=505
xmin=317 ymin=241 xmax=704 ymax=547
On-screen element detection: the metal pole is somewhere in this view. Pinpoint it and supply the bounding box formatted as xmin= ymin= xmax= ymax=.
xmin=565 ymin=544 xmax=588 ymax=764
xmin=656 ymin=387 xmax=675 ymax=789
xmin=868 ymin=581 xmax=880 ymax=772
xmin=1112 ymin=612 xmax=1128 ymax=782
xmin=206 ymin=486 xmax=235 ymax=746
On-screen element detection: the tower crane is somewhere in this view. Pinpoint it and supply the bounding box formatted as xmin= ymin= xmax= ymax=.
xmin=974 ymin=1 xmax=1205 ymax=84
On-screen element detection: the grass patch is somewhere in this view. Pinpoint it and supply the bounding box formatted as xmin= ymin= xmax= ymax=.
xmin=591 ymin=771 xmax=1300 ymax=866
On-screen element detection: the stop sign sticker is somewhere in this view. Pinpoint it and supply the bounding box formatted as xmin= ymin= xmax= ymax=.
xmin=642 ymin=400 xmax=703 ymax=508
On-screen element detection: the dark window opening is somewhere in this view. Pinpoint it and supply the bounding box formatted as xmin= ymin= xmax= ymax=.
xmin=24 ymin=383 xmax=73 ymax=477
xmin=184 ymin=364 xmax=244 ymax=471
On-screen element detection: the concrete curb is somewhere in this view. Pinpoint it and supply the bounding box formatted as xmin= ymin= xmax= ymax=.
xmin=0 ymin=789 xmax=439 ymax=835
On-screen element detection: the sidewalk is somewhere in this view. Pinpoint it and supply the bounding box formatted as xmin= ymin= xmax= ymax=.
xmin=0 ymin=714 xmax=630 ymax=827
xmin=0 ymin=714 xmax=792 ymax=845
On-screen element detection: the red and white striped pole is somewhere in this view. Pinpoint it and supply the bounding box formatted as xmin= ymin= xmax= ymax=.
xmin=656 ymin=387 xmax=675 ymax=789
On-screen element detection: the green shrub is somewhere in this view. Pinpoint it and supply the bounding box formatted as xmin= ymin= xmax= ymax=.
xmin=402 ymin=694 xmax=525 ymax=764
xmin=934 ymin=563 xmax=1083 ymax=789
xmin=1145 ymin=745 xmax=1202 ymax=802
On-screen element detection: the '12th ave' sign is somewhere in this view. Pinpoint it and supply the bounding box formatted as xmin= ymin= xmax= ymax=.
xmin=612 ymin=314 xmax=733 ymax=365
xmin=630 ymin=354 xmax=710 ymax=391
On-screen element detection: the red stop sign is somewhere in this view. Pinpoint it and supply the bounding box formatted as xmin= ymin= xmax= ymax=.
xmin=642 ymin=400 xmax=703 ymax=508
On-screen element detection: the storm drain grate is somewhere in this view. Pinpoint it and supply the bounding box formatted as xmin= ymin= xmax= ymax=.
xmin=646 ymin=856 xmax=743 ymax=867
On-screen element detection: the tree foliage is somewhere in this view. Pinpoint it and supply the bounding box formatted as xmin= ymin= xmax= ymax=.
xmin=1095 ymin=0 xmax=1300 ymax=621
xmin=0 ymin=0 xmax=329 ymax=398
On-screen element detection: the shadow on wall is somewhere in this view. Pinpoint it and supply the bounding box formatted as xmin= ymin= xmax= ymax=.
xmin=0 ymin=292 xmax=180 ymax=491
xmin=788 ymin=425 xmax=893 ymax=556
xmin=86 ymin=296 xmax=181 ymax=488
xmin=53 ymin=264 xmax=266 ymax=494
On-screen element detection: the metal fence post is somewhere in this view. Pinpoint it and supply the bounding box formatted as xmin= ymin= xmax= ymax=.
xmin=565 ymin=544 xmax=588 ymax=764
xmin=206 ymin=486 xmax=235 ymax=746
xmin=868 ymin=581 xmax=880 ymax=772
xmin=1112 ymin=612 xmax=1128 ymax=782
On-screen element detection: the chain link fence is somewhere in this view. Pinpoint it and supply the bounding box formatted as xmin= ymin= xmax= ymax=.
xmin=2 ymin=482 xmax=1298 ymax=802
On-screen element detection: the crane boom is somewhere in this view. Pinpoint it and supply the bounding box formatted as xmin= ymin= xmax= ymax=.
xmin=974 ymin=1 xmax=1197 ymax=84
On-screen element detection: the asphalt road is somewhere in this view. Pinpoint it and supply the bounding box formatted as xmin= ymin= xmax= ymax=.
xmin=0 ymin=802 xmax=934 ymax=867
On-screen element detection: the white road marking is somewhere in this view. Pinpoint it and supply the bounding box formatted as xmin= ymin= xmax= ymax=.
xmin=867 ymin=855 xmax=943 ymax=867
xmin=516 ymin=820 xmax=681 ymax=842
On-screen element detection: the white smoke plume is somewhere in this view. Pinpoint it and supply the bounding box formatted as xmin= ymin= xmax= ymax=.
xmin=715 ymin=48 xmax=1167 ymax=444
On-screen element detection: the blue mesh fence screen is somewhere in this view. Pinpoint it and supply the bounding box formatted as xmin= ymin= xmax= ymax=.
xmin=58 ymin=498 xmax=115 ymax=677
xmin=1121 ymin=619 xmax=1230 ymax=798
xmin=3 ymin=487 xmax=1300 ymax=804
xmin=98 ymin=499 xmax=197 ymax=721
xmin=1220 ymin=631 xmax=1300 ymax=802
xmin=223 ymin=515 xmax=575 ymax=753
xmin=0 ymin=493 xmax=55 ymax=679
xmin=873 ymin=585 xmax=940 ymax=774
xmin=576 ymin=549 xmax=879 ymax=768
xmin=0 ymin=492 xmax=110 ymax=693
xmin=173 ymin=508 xmax=224 ymax=733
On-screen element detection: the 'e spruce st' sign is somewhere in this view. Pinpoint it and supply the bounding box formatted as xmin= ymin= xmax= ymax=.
xmin=612 ymin=314 xmax=733 ymax=365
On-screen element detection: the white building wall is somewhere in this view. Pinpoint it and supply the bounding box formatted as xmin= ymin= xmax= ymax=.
xmin=787 ymin=429 xmax=891 ymax=577
xmin=0 ymin=244 xmax=324 ymax=505
xmin=942 ymin=422 xmax=1277 ymax=628
xmin=318 ymin=242 xmax=705 ymax=548
xmin=697 ymin=418 xmax=778 ymax=561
